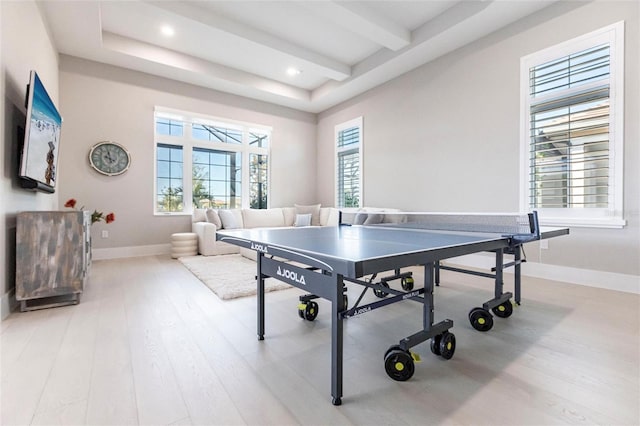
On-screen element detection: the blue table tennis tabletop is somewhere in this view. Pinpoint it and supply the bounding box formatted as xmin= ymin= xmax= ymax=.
xmin=218 ymin=224 xmax=565 ymax=278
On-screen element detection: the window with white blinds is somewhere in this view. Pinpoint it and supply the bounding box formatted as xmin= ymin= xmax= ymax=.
xmin=335 ymin=117 xmax=363 ymax=208
xmin=521 ymin=22 xmax=625 ymax=228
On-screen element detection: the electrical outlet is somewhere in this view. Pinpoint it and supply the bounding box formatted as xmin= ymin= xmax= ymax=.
xmin=540 ymin=239 xmax=548 ymax=250
xmin=101 ymin=230 xmax=109 ymax=239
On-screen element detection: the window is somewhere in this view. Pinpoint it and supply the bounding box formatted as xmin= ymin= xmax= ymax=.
xmin=335 ymin=117 xmax=363 ymax=208
xmin=156 ymin=118 xmax=183 ymax=137
xmin=156 ymin=144 xmax=183 ymax=212
xmin=154 ymin=109 xmax=271 ymax=214
xmin=192 ymin=148 xmax=242 ymax=209
xmin=520 ymin=22 xmax=625 ymax=228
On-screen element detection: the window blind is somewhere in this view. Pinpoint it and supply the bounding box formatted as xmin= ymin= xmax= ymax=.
xmin=528 ymin=44 xmax=611 ymax=209
xmin=338 ymin=126 xmax=359 ymax=148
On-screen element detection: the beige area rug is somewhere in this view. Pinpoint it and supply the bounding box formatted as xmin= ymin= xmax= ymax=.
xmin=178 ymin=254 xmax=292 ymax=300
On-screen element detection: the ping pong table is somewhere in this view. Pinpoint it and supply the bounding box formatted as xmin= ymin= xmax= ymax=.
xmin=216 ymin=211 xmax=568 ymax=405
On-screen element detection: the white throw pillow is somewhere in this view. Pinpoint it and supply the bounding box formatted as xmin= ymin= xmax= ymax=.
xmin=218 ymin=209 xmax=239 ymax=229
xmin=294 ymin=213 xmax=312 ymax=227
xmin=193 ymin=208 xmax=207 ymax=223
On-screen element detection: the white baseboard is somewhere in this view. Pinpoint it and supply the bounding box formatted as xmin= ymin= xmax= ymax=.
xmin=444 ymin=254 xmax=639 ymax=294
xmin=92 ymin=243 xmax=171 ymax=260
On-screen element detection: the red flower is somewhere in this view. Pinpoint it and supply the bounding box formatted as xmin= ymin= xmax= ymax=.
xmin=65 ymin=199 xmax=115 ymax=225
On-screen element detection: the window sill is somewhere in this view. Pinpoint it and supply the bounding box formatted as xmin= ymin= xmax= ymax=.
xmin=154 ymin=212 xmax=191 ymax=217
xmin=538 ymin=216 xmax=626 ymax=229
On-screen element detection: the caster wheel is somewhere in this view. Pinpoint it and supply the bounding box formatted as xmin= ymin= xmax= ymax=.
xmin=343 ymin=294 xmax=348 ymax=309
xmin=384 ymin=344 xmax=402 ymax=360
xmin=374 ymin=281 xmax=390 ymax=298
xmin=384 ymin=348 xmax=415 ymax=381
xmin=302 ymin=301 xmax=318 ymax=321
xmin=332 ymin=397 xmax=342 ymax=406
xmin=469 ymin=307 xmax=493 ymax=332
xmin=297 ymin=303 xmax=305 ymax=319
xmin=401 ymin=277 xmax=414 ymax=291
xmin=439 ymin=332 xmax=456 ymax=360
xmin=492 ymin=301 xmax=513 ymax=318
xmin=430 ymin=334 xmax=442 ymax=356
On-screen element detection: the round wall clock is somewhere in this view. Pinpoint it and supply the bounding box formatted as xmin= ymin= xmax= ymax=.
xmin=89 ymin=141 xmax=131 ymax=176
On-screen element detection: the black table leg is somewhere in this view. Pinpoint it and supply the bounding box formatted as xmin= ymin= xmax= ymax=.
xmin=514 ymin=246 xmax=522 ymax=305
xmin=331 ymin=273 xmax=345 ymax=405
xmin=257 ymin=253 xmax=265 ymax=340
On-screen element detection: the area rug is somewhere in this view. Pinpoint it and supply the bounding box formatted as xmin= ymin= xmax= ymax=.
xmin=178 ymin=254 xmax=291 ymax=300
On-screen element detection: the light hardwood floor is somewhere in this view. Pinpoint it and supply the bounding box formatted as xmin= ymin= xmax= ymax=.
xmin=1 ymin=255 xmax=639 ymax=425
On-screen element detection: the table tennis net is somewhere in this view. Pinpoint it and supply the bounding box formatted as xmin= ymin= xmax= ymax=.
xmin=340 ymin=211 xmax=538 ymax=237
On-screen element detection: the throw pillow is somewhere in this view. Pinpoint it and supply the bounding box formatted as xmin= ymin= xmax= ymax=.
xmin=294 ymin=203 xmax=321 ymax=226
xmin=294 ymin=213 xmax=312 ymax=227
xmin=205 ymin=208 xmax=223 ymax=229
xmin=364 ymin=213 xmax=384 ymax=225
xmin=218 ymin=209 xmax=239 ymax=229
xmin=354 ymin=213 xmax=368 ymax=225
xmin=193 ymin=208 xmax=207 ymax=223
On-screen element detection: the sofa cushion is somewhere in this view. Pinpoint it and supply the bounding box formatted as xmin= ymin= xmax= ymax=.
xmin=294 ymin=213 xmax=312 ymax=227
xmin=205 ymin=208 xmax=222 ymax=229
xmin=193 ymin=208 xmax=207 ymax=223
xmin=295 ymin=203 xmax=321 ymax=226
xmin=364 ymin=213 xmax=384 ymax=225
xmin=354 ymin=213 xmax=368 ymax=225
xmin=282 ymin=207 xmax=296 ymax=226
xmin=242 ymin=208 xmax=285 ymax=228
xmin=319 ymin=207 xmax=339 ymax=226
xmin=219 ymin=209 xmax=243 ymax=229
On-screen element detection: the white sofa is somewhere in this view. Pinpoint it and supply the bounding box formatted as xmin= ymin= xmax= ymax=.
xmin=192 ymin=205 xmax=340 ymax=256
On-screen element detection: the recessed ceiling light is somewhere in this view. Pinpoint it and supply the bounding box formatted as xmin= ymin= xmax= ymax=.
xmin=161 ymin=25 xmax=175 ymax=37
xmin=286 ymin=67 xmax=302 ymax=76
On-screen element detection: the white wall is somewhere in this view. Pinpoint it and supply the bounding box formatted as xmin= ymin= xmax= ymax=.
xmin=317 ymin=1 xmax=640 ymax=280
xmin=58 ymin=56 xmax=317 ymax=254
xmin=1 ymin=1 xmax=60 ymax=319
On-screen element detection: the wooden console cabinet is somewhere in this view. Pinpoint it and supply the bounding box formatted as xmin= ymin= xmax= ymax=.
xmin=16 ymin=211 xmax=91 ymax=311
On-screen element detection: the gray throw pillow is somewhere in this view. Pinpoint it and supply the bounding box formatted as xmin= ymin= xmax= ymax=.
xmin=218 ymin=209 xmax=239 ymax=229
xmin=354 ymin=213 xmax=368 ymax=225
xmin=364 ymin=213 xmax=384 ymax=225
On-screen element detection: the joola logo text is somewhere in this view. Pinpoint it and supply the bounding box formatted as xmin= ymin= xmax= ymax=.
xmin=251 ymin=243 xmax=268 ymax=253
xmin=353 ymin=306 xmax=371 ymax=316
xmin=402 ymin=291 xmax=420 ymax=300
xmin=276 ymin=266 xmax=306 ymax=285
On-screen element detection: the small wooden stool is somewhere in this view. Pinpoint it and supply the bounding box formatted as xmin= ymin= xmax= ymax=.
xmin=171 ymin=232 xmax=198 ymax=258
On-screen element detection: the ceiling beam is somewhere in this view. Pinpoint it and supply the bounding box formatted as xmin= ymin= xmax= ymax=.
xmin=301 ymin=1 xmax=411 ymax=51
xmin=101 ymin=31 xmax=310 ymax=102
xmin=144 ymin=1 xmax=351 ymax=81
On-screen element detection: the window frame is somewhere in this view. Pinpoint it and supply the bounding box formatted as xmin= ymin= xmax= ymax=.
xmin=335 ymin=117 xmax=363 ymax=209
xmin=519 ymin=21 xmax=625 ymax=228
xmin=153 ymin=107 xmax=271 ymax=215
